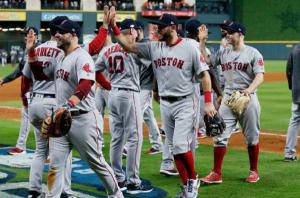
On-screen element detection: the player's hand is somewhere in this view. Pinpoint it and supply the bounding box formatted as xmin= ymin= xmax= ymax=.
xmin=0 ymin=79 xmax=3 ymax=86
xmin=26 ymin=29 xmax=37 ymax=51
xmin=109 ymin=6 xmax=117 ymax=27
xmin=102 ymin=5 xmax=109 ymax=29
xmin=198 ymin=24 xmax=208 ymax=42
xmin=241 ymin=88 xmax=252 ymax=95
xmin=204 ymin=102 xmax=217 ymax=118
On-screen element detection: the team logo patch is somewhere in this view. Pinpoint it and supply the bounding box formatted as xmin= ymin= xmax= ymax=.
xmin=82 ymin=63 xmax=92 ymax=73
xmin=258 ymin=58 xmax=264 ymax=66
xmin=0 ymin=147 xmax=167 ymax=198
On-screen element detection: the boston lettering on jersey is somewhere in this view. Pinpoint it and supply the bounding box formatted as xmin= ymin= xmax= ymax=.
xmin=56 ymin=69 xmax=70 ymax=81
xmin=104 ymin=44 xmax=129 ymax=58
xmin=153 ymin=57 xmax=184 ymax=69
xmin=221 ymin=62 xmax=249 ymax=72
xmin=35 ymin=47 xmax=61 ymax=58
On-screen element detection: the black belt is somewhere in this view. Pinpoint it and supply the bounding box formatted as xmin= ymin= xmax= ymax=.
xmin=70 ymin=110 xmax=89 ymax=116
xmin=160 ymin=95 xmax=189 ymax=103
xmin=117 ymin=88 xmax=138 ymax=92
xmin=32 ymin=93 xmax=56 ymax=98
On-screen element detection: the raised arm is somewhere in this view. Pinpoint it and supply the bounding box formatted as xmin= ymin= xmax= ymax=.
xmin=86 ymin=6 xmax=110 ymax=56
xmin=108 ymin=6 xmax=139 ymax=54
xmin=198 ymin=24 xmax=212 ymax=65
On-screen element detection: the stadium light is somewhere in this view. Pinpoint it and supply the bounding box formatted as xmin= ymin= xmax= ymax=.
xmin=2 ymin=28 xmax=8 ymax=32
xmin=9 ymin=28 xmax=15 ymax=31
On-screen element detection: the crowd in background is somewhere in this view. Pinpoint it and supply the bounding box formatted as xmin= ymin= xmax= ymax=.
xmin=0 ymin=0 xmax=26 ymax=9
xmin=96 ymin=0 xmax=134 ymax=11
xmin=143 ymin=0 xmax=194 ymax=11
xmin=0 ymin=47 xmax=24 ymax=67
xmin=41 ymin=0 xmax=80 ymax=10
xmin=196 ymin=0 xmax=228 ymax=14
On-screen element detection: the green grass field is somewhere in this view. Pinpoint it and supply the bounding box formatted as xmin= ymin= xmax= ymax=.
xmin=0 ymin=61 xmax=298 ymax=197
xmin=0 ymin=61 xmax=292 ymax=132
xmin=0 ymin=120 xmax=299 ymax=198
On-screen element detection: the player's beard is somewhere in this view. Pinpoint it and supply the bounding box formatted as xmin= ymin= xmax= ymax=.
xmin=58 ymin=39 xmax=71 ymax=51
xmin=159 ymin=32 xmax=170 ymax=42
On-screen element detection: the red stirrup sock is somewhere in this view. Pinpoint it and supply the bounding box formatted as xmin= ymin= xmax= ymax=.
xmin=213 ymin=147 xmax=227 ymax=175
xmin=248 ymin=144 xmax=259 ymax=172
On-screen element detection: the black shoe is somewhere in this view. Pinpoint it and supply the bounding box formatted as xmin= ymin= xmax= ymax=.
xmin=28 ymin=191 xmax=42 ymax=198
xmin=284 ymin=156 xmax=298 ymax=162
xmin=118 ymin=180 xmax=127 ymax=191
xmin=126 ymin=183 xmax=153 ymax=194
xmin=159 ymin=128 xmax=166 ymax=137
xmin=61 ymin=193 xmax=78 ymax=198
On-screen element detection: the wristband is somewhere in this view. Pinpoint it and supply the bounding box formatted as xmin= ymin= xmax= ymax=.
xmin=63 ymin=99 xmax=75 ymax=110
xmin=112 ymin=26 xmax=121 ymax=36
xmin=204 ymin=91 xmax=212 ymax=103
xmin=28 ymin=49 xmax=36 ymax=59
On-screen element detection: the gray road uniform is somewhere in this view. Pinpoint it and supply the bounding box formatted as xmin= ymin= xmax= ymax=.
xmin=22 ymin=40 xmax=73 ymax=195
xmin=212 ymin=45 xmax=265 ymax=147
xmin=95 ymin=47 xmax=111 ymax=134
xmin=139 ymin=61 xmax=163 ymax=151
xmin=136 ymin=38 xmax=208 ymax=155
xmin=1 ymin=61 xmax=31 ymax=152
xmin=39 ymin=47 xmax=122 ymax=198
xmin=95 ymin=43 xmax=143 ymax=186
xmin=284 ymin=44 xmax=300 ymax=159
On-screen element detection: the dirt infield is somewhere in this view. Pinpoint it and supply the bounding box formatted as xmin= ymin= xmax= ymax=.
xmin=0 ymin=106 xmax=298 ymax=155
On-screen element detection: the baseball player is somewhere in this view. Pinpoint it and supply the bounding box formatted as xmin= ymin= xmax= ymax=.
xmin=22 ymin=17 xmax=75 ymax=198
xmin=200 ymin=22 xmax=264 ymax=184
xmin=0 ymin=27 xmax=39 ymax=155
xmin=110 ymin=10 xmax=216 ymax=197
xmin=95 ymin=32 xmax=113 ymax=120
xmin=26 ymin=17 xmax=123 ymax=198
xmin=284 ymin=43 xmax=300 ymax=162
xmin=135 ymin=21 xmax=178 ymax=176
xmin=135 ymin=21 xmax=163 ymax=154
xmin=185 ymin=19 xmax=223 ymax=141
xmin=95 ymin=18 xmax=153 ymax=194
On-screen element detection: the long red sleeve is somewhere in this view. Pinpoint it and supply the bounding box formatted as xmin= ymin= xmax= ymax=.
xmin=29 ymin=61 xmax=49 ymax=81
xmin=73 ymin=79 xmax=94 ymax=100
xmin=88 ymin=27 xmax=108 ymax=56
xmin=96 ymin=71 xmax=111 ymax=90
xmin=21 ymin=75 xmax=32 ymax=107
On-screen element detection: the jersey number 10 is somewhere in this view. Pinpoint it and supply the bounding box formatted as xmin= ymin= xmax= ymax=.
xmin=108 ymin=55 xmax=124 ymax=73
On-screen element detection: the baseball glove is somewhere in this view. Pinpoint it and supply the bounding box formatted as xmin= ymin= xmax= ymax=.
xmin=41 ymin=107 xmax=72 ymax=138
xmin=204 ymin=113 xmax=226 ymax=137
xmin=225 ymin=91 xmax=250 ymax=116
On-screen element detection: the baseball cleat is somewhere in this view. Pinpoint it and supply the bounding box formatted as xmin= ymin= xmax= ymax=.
xmin=200 ymin=171 xmax=222 ymax=184
xmin=122 ymin=148 xmax=127 ymax=158
xmin=246 ymin=170 xmax=260 ymax=183
xmin=173 ymin=186 xmax=186 ymax=198
xmin=126 ymin=183 xmax=153 ymax=194
xmin=197 ymin=132 xmax=207 ymax=139
xmin=160 ymin=168 xmax=179 ymax=176
xmin=60 ymin=193 xmax=78 ymax=198
xmin=28 ymin=190 xmax=45 ymax=198
xmin=160 ymin=160 xmax=179 ymax=176
xmin=145 ymin=147 xmax=162 ymax=155
xmin=186 ymin=178 xmax=200 ymax=198
xmin=118 ymin=180 xmax=127 ymax=191
xmin=8 ymin=147 xmax=26 ymax=155
xmin=159 ymin=128 xmax=166 ymax=137
xmin=284 ymin=156 xmax=298 ymax=162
